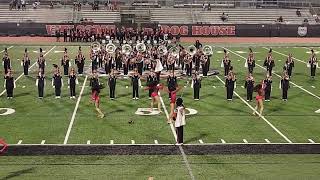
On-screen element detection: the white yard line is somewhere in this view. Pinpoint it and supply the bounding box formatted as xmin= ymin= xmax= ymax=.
xmin=158 ymin=92 xmax=195 ymax=180
xmin=0 ymin=46 xmax=13 ymax=53
xmin=154 ymin=140 xmax=159 ymax=144
xmin=17 ymin=140 xmax=22 ymax=144
xmin=221 ymin=139 xmax=226 ymax=143
xmin=199 ymin=139 xmax=204 ymax=144
xmin=63 ymin=75 xmax=88 ymax=144
xmin=0 ymin=46 xmax=56 ymax=97
xmin=215 ymin=75 xmax=292 ymax=143
xmin=308 ymin=139 xmax=315 ymax=143
xmin=224 ymin=47 xmax=320 ymax=101
xmin=265 ymin=139 xmax=271 ymax=143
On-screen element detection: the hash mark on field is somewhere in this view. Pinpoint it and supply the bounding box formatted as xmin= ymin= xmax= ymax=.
xmin=110 ymin=140 xmax=114 ymax=144
xmin=265 ymin=139 xmax=271 ymax=143
xmin=308 ymin=139 xmax=315 ymax=143
xmin=243 ymin=139 xmax=248 ymax=143
xmin=237 ymin=60 xmax=240 ymax=61
xmin=213 ymin=86 xmax=216 ymax=88
xmin=131 ymin=140 xmax=135 ymax=144
xmin=17 ymin=140 xmax=22 ymax=144
xmin=241 ymin=86 xmax=244 ymax=88
xmin=311 ymin=86 xmax=315 ymax=88
xmin=221 ymin=139 xmax=226 ymax=143
xmin=87 ymin=140 xmax=91 ymax=144
xmin=154 ymin=140 xmax=159 ymax=144
xmin=41 ymin=140 xmax=45 ymax=145
xmin=199 ymin=139 xmax=204 ymax=144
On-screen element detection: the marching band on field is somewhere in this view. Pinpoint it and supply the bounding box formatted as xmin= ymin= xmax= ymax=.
xmin=1 ymin=42 xmax=319 ymax=104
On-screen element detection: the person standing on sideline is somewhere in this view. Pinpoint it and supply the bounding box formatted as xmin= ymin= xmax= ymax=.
xmin=36 ymin=69 xmax=45 ymax=99
xmin=68 ymin=68 xmax=78 ymax=99
xmin=4 ymin=69 xmax=15 ymax=99
xmin=173 ymin=97 xmax=186 ymax=145
xmin=108 ymin=69 xmax=117 ymax=100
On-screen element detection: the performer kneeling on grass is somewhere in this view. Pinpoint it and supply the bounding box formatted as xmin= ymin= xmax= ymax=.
xmin=173 ymin=98 xmax=186 ymax=145
xmin=68 ymin=68 xmax=78 ymax=99
xmin=90 ymin=70 xmax=105 ymax=118
xmin=144 ymin=81 xmax=163 ymax=113
xmin=36 ymin=69 xmax=45 ymax=99
xmin=253 ymin=83 xmax=265 ymax=116
xmin=4 ymin=69 xmax=15 ymax=99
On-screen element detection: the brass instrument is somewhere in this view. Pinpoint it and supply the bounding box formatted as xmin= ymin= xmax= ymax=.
xmin=136 ymin=43 xmax=146 ymax=53
xmin=157 ymin=45 xmax=167 ymax=56
xmin=167 ymin=54 xmax=176 ymax=66
xmin=122 ymin=44 xmax=132 ymax=55
xmin=91 ymin=41 xmax=101 ymax=53
xmin=106 ymin=43 xmax=116 ymax=54
xmin=187 ymin=45 xmax=197 ymax=56
xmin=168 ymin=46 xmax=179 ymax=57
xmin=203 ymin=45 xmax=213 ymax=56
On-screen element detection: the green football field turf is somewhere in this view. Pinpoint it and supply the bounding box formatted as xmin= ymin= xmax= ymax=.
xmin=1 ymin=154 xmax=320 ymax=179
xmin=0 ymin=44 xmax=320 ymax=144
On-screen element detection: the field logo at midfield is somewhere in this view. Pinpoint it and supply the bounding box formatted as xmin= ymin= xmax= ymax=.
xmin=135 ymin=108 xmax=197 ymax=116
xmin=0 ymin=108 xmax=15 ymax=116
xmin=298 ymin=26 xmax=307 ymax=37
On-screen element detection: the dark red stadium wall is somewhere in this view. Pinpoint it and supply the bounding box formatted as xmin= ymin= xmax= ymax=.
xmin=0 ymin=23 xmax=319 ymax=37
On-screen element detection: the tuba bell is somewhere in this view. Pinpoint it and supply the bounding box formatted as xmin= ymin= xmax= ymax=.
xmin=187 ymin=45 xmax=197 ymax=56
xmin=91 ymin=41 xmax=101 ymax=53
xmin=157 ymin=45 xmax=167 ymax=56
xmin=136 ymin=43 xmax=146 ymax=53
xmin=203 ymin=45 xmax=213 ymax=56
xmin=122 ymin=44 xmax=132 ymax=55
xmin=106 ymin=43 xmax=116 ymax=54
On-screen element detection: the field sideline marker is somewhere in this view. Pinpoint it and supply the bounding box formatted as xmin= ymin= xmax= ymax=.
xmin=199 ymin=139 xmax=204 ymax=144
xmin=308 ymin=139 xmax=315 ymax=143
xmin=243 ymin=139 xmax=248 ymax=143
xmin=110 ymin=140 xmax=114 ymax=144
xmin=224 ymin=47 xmax=320 ymax=101
xmin=221 ymin=139 xmax=226 ymax=143
xmin=17 ymin=140 xmax=22 ymax=144
xmin=159 ymin=92 xmax=195 ymax=180
xmin=0 ymin=46 xmax=56 ymax=97
xmin=63 ymin=75 xmax=89 ymax=144
xmin=41 ymin=140 xmax=45 ymax=144
xmin=216 ymin=75 xmax=292 ymax=143
xmin=265 ymin=139 xmax=271 ymax=143
xmin=87 ymin=140 xmax=90 ymax=144
xmin=154 ymin=140 xmax=159 ymax=144
xmin=131 ymin=140 xmax=135 ymax=144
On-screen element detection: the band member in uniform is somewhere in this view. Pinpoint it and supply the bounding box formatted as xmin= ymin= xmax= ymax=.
xmin=4 ymin=69 xmax=15 ymax=99
xmin=52 ymin=65 xmax=63 ymax=99
xmin=200 ymin=54 xmax=209 ymax=76
xmin=37 ymin=48 xmax=46 ymax=75
xmin=131 ymin=68 xmax=140 ymax=100
xmin=191 ymin=71 xmax=201 ymax=100
xmin=68 ymin=68 xmax=78 ymax=99
xmin=308 ymin=49 xmax=318 ymax=78
xmin=280 ymin=71 xmax=290 ymax=101
xmin=222 ymin=49 xmax=231 ymax=77
xmin=173 ymin=97 xmax=186 ymax=145
xmin=246 ymin=48 xmax=255 ymax=74
xmin=36 ymin=69 xmax=45 ymax=99
xmin=21 ymin=48 xmax=31 ymax=76
xmin=75 ymin=46 xmax=85 ymax=76
xmin=184 ymin=54 xmax=193 ymax=77
xmin=263 ymin=75 xmax=272 ymax=101
xmin=144 ymin=81 xmax=163 ymax=113
xmin=225 ymin=70 xmax=236 ymax=100
xmin=244 ymin=73 xmax=255 ymax=102
xmin=146 ymin=71 xmax=157 ymax=99
xmin=61 ymin=48 xmax=71 ymax=76
xmin=253 ymin=83 xmax=265 ymax=116
xmin=90 ymin=70 xmax=104 ymax=119
xmin=108 ymin=69 xmax=117 ymax=100
xmin=167 ymin=71 xmax=177 ymax=99
xmin=91 ymin=52 xmax=98 ymax=72
xmin=2 ymin=48 xmax=10 ymax=75
xmin=103 ymin=53 xmax=112 ymax=75
xmin=263 ymin=49 xmax=275 ymax=76
xmin=284 ymin=53 xmax=294 ymax=78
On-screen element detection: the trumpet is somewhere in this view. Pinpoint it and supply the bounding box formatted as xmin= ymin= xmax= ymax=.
xmin=136 ymin=43 xmax=146 ymax=53
xmin=187 ymin=45 xmax=197 ymax=56
xmin=203 ymin=45 xmax=213 ymax=56
xmin=91 ymin=41 xmax=101 ymax=53
xmin=122 ymin=44 xmax=132 ymax=55
xmin=106 ymin=43 xmax=116 ymax=54
xmin=157 ymin=45 xmax=167 ymax=56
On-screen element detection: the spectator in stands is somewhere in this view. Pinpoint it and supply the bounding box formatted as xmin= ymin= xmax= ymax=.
xmin=21 ymin=0 xmax=26 ymax=10
xmin=296 ymin=9 xmax=301 ymax=17
xmin=49 ymin=1 xmax=54 ymax=9
xmin=32 ymin=1 xmax=40 ymax=9
xmin=202 ymin=3 xmax=205 ymax=11
xmin=315 ymin=16 xmax=320 ymax=23
xmin=277 ymin=16 xmax=283 ymax=23
xmin=207 ymin=3 xmax=211 ymax=11
xmin=17 ymin=0 xmax=21 ymax=10
xmin=303 ymin=18 xmax=309 ymax=23
xmin=221 ymin=12 xmax=228 ymax=22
